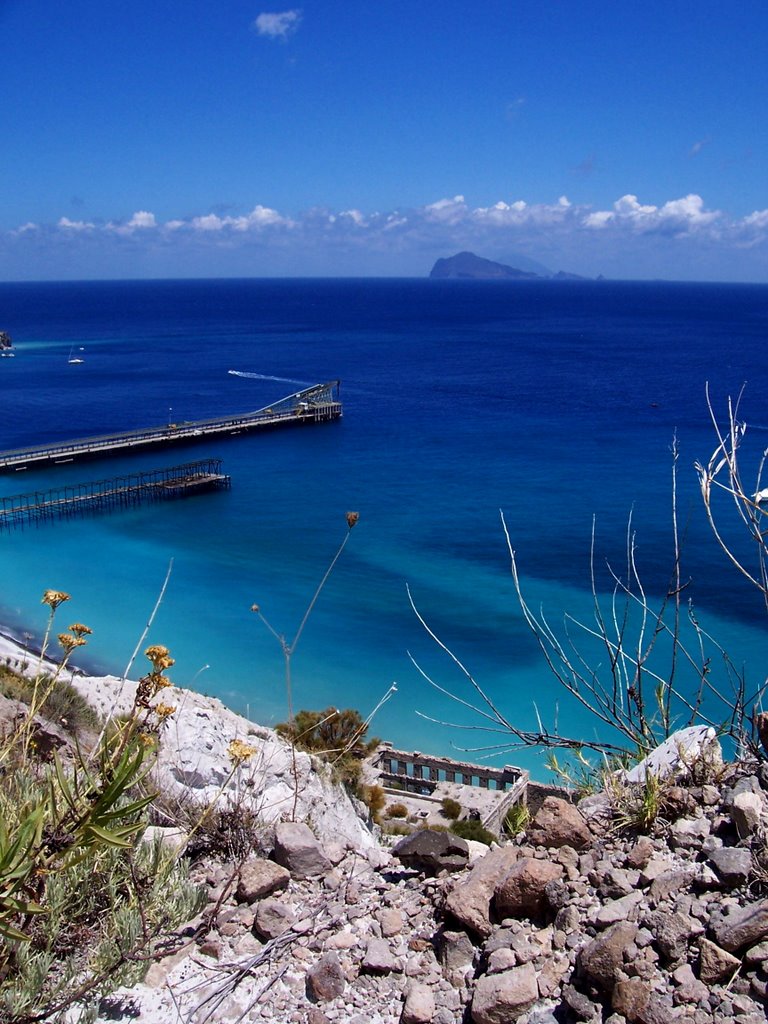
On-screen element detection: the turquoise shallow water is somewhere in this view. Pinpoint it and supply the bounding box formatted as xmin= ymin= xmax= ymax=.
xmin=1 ymin=278 xmax=767 ymax=778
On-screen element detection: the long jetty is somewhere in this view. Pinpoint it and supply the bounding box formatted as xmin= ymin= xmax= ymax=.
xmin=0 ymin=460 xmax=230 ymax=530
xmin=0 ymin=380 xmax=341 ymax=474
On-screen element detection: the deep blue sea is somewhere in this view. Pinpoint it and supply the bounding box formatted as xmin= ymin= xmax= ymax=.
xmin=1 ymin=278 xmax=767 ymax=778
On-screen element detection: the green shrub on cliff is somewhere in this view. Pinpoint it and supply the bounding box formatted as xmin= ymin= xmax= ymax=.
xmin=0 ymin=592 xmax=203 ymax=1023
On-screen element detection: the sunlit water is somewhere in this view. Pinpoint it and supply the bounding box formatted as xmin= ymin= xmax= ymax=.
xmin=1 ymin=278 xmax=766 ymax=778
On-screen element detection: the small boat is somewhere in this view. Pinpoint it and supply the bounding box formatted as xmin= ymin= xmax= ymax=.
xmin=753 ymin=488 xmax=768 ymax=505
xmin=0 ymin=330 xmax=13 ymax=356
xmin=67 ymin=346 xmax=84 ymax=364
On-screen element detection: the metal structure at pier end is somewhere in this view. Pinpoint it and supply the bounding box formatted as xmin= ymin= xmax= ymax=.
xmin=0 ymin=460 xmax=230 ymax=530
xmin=0 ymin=381 xmax=341 ymax=474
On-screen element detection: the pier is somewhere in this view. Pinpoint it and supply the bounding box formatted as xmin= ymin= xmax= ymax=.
xmin=0 ymin=381 xmax=341 ymax=474
xmin=0 ymin=460 xmax=230 ymax=530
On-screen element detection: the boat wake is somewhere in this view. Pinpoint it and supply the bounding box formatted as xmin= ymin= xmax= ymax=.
xmin=228 ymin=370 xmax=309 ymax=386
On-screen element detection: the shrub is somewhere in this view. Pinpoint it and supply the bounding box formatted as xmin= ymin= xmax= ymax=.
xmin=503 ymin=802 xmax=530 ymax=836
xmin=0 ymin=665 xmax=99 ymax=737
xmin=440 ymin=797 xmax=461 ymax=820
xmin=450 ymin=819 xmax=496 ymax=845
xmin=385 ymin=802 xmax=408 ymax=818
xmin=361 ymin=784 xmax=386 ymax=822
xmin=276 ymin=706 xmax=378 ymax=790
xmin=0 ymin=594 xmax=205 ymax=1022
xmin=383 ymin=822 xmax=411 ymax=836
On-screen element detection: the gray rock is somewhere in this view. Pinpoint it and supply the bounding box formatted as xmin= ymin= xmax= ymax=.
xmin=731 ymin=792 xmax=765 ymax=839
xmin=669 ymin=816 xmax=712 ymax=849
xmin=393 ymin=830 xmax=470 ymax=876
xmin=710 ymin=899 xmax=768 ymax=952
xmin=362 ymin=937 xmax=402 ymax=974
xmin=470 ymin=964 xmax=538 ymax=1023
xmin=253 ymin=898 xmax=295 ymax=940
xmin=594 ymin=890 xmax=644 ymax=928
xmin=237 ymin=857 xmax=291 ymax=902
xmin=307 ymin=952 xmax=346 ymax=1002
xmin=708 ymin=846 xmax=752 ymax=887
xmin=437 ymin=929 xmax=476 ymax=986
xmin=576 ymin=920 xmax=639 ymax=994
xmin=273 ymin=821 xmax=332 ymax=879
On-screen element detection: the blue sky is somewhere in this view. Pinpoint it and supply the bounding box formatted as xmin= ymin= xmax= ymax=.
xmin=1 ymin=1 xmax=767 ymax=281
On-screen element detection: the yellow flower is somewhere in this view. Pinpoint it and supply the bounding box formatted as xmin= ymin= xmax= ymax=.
xmin=227 ymin=738 xmax=257 ymax=764
xmin=144 ymin=644 xmax=175 ymax=671
xmin=58 ymin=632 xmax=87 ymax=651
xmin=68 ymin=622 xmax=93 ymax=637
xmin=153 ymin=702 xmax=176 ymax=719
xmin=42 ymin=589 xmax=70 ymax=610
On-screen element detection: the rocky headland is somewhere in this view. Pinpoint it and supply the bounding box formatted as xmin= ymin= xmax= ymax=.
xmin=2 ymin=634 xmax=768 ymax=1024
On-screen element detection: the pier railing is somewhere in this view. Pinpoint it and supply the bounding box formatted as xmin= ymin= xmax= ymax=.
xmin=0 ymin=381 xmax=341 ymax=473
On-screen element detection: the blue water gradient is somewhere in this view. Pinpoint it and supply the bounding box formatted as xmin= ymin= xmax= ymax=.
xmin=1 ymin=278 xmax=767 ymax=778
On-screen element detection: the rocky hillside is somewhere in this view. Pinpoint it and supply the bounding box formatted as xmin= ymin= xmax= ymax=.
xmin=86 ymin=731 xmax=768 ymax=1024
xmin=3 ymin=635 xmax=768 ymax=1024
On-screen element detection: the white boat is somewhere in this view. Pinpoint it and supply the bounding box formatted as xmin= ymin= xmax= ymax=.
xmin=67 ymin=346 xmax=84 ymax=364
xmin=753 ymin=488 xmax=768 ymax=504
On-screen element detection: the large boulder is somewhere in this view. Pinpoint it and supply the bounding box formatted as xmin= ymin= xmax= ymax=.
xmin=392 ymin=829 xmax=470 ymax=875
xmin=444 ymin=845 xmax=519 ymax=938
xmin=621 ymin=726 xmax=721 ymax=784
xmin=470 ymin=964 xmax=538 ymax=1023
xmin=576 ymin=920 xmax=639 ymax=995
xmin=273 ymin=821 xmax=331 ymax=879
xmin=528 ymin=796 xmax=592 ymax=849
xmin=494 ymin=857 xmax=563 ymax=920
xmin=401 ymin=982 xmax=436 ymax=1024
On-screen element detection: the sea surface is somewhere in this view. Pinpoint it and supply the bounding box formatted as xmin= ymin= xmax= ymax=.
xmin=0 ymin=278 xmax=767 ymax=779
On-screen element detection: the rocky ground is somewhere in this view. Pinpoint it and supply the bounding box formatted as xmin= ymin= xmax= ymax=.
xmin=4 ymin=635 xmax=768 ymax=1024
xmin=91 ymin=740 xmax=768 ymax=1024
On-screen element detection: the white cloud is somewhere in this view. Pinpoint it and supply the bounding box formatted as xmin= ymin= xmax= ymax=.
xmin=2 ymin=189 xmax=762 ymax=282
xmin=744 ymin=209 xmax=768 ymax=229
xmin=253 ymin=10 xmax=301 ymax=39
xmin=424 ymin=196 xmax=468 ymax=224
xmin=128 ymin=210 xmax=157 ymax=229
xmin=58 ymin=216 xmax=94 ymax=231
xmin=583 ymin=193 xmax=720 ymax=234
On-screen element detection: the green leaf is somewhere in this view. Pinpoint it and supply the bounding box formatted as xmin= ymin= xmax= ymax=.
xmin=81 ymin=823 xmax=134 ymax=849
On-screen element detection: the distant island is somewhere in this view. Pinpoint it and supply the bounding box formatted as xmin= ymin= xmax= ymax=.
xmin=429 ymin=251 xmax=587 ymax=281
